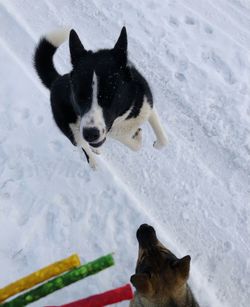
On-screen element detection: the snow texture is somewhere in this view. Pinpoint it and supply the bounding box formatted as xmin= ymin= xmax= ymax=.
xmin=0 ymin=0 xmax=250 ymax=306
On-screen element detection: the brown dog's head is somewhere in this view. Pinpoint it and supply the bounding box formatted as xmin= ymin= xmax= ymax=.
xmin=130 ymin=224 xmax=191 ymax=303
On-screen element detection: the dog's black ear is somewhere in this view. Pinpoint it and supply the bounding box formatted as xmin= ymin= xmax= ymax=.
xmin=69 ymin=29 xmax=87 ymax=66
xmin=113 ymin=26 xmax=127 ymax=68
xmin=172 ymin=255 xmax=191 ymax=279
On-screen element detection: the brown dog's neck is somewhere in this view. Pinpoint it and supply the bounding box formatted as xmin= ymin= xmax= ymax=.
xmin=131 ymin=284 xmax=197 ymax=307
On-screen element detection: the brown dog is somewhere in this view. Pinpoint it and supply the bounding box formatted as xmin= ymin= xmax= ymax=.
xmin=130 ymin=224 xmax=199 ymax=307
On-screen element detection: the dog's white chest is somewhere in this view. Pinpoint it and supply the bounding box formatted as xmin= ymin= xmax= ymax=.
xmin=109 ymin=99 xmax=152 ymax=138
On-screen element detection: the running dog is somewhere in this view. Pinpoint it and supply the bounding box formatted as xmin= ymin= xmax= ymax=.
xmin=34 ymin=27 xmax=167 ymax=169
xmin=130 ymin=224 xmax=200 ymax=307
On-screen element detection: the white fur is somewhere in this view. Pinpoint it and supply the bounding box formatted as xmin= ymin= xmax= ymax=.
xmin=73 ymin=95 xmax=167 ymax=168
xmin=45 ymin=28 xmax=70 ymax=47
xmin=108 ymin=97 xmax=167 ymax=151
xmin=109 ymin=97 xmax=151 ymax=151
xmin=69 ymin=118 xmax=97 ymax=170
xmin=149 ymin=109 xmax=168 ymax=149
xmin=80 ymin=72 xmax=106 ymax=143
xmin=110 ymin=98 xmax=152 ymax=138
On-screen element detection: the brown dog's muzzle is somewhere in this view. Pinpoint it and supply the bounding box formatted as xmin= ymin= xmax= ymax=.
xmin=136 ymin=224 xmax=158 ymax=248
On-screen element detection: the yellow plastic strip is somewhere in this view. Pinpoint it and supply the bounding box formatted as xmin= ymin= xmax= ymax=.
xmin=0 ymin=254 xmax=80 ymax=303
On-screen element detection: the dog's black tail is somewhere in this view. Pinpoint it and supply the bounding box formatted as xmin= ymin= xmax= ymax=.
xmin=34 ymin=29 xmax=69 ymax=89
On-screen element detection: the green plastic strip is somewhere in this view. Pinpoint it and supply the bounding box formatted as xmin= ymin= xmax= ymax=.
xmin=2 ymin=254 xmax=114 ymax=307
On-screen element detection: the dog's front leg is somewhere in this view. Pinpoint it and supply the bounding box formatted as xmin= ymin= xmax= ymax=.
xmin=70 ymin=122 xmax=97 ymax=169
xmin=148 ymin=108 xmax=168 ymax=149
xmin=80 ymin=141 xmax=97 ymax=170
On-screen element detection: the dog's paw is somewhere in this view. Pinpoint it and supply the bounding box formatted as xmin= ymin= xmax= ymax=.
xmin=132 ymin=128 xmax=142 ymax=151
xmin=88 ymin=157 xmax=98 ymax=170
xmin=91 ymin=147 xmax=101 ymax=155
xmin=153 ymin=138 xmax=167 ymax=150
xmin=133 ymin=128 xmax=142 ymax=142
xmin=132 ymin=128 xmax=142 ymax=139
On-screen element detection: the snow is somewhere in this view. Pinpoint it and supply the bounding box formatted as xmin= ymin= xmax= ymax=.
xmin=0 ymin=0 xmax=250 ymax=306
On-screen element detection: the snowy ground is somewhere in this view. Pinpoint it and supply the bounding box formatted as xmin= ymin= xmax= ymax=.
xmin=0 ymin=0 xmax=250 ymax=306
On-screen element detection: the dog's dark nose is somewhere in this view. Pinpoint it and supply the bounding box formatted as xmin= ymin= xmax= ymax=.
xmin=136 ymin=224 xmax=157 ymax=248
xmin=83 ymin=128 xmax=100 ymax=143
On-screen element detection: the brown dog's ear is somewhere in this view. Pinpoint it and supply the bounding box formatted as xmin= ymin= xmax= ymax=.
xmin=130 ymin=273 xmax=150 ymax=294
xmin=69 ymin=29 xmax=87 ymax=66
xmin=174 ymin=255 xmax=191 ymax=279
xmin=113 ymin=27 xmax=127 ymax=68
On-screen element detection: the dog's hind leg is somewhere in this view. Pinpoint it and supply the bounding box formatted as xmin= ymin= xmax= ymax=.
xmin=148 ymin=109 xmax=168 ymax=149
xmin=114 ymin=128 xmax=142 ymax=151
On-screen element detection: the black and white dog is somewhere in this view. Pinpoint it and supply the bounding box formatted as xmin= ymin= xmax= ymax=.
xmin=34 ymin=27 xmax=167 ymax=169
